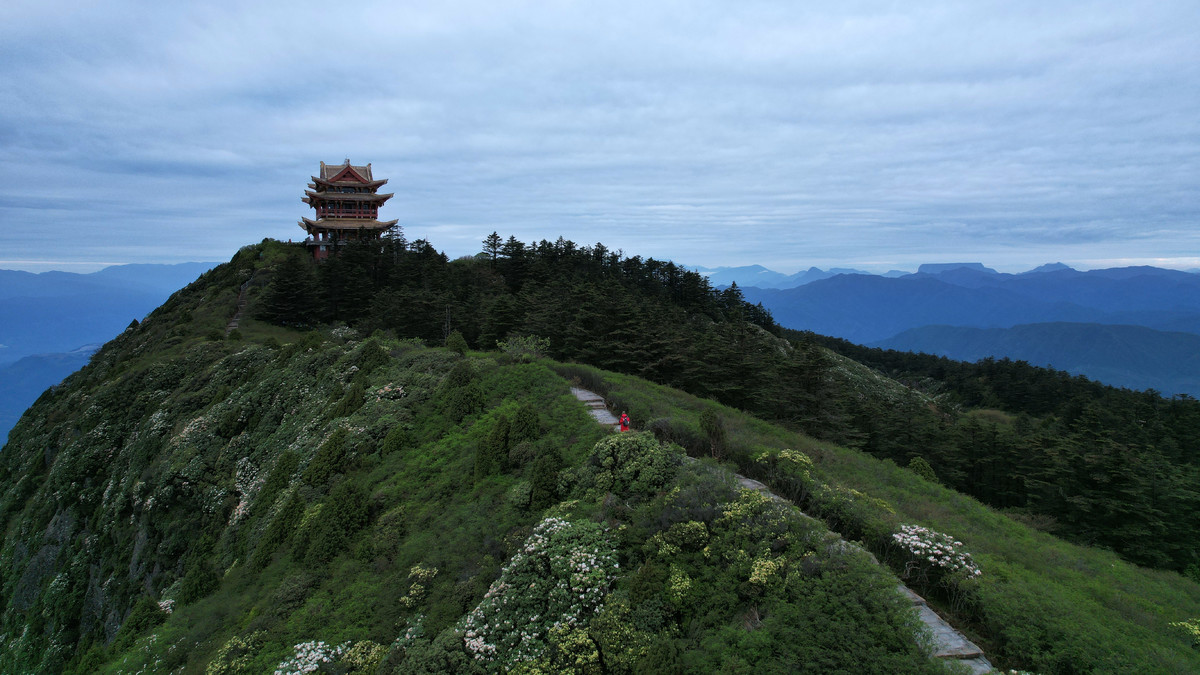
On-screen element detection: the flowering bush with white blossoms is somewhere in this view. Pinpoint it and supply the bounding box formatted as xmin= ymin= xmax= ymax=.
xmin=459 ymin=516 xmax=618 ymax=669
xmin=892 ymin=524 xmax=981 ymax=581
xmin=273 ymin=640 xmax=348 ymax=675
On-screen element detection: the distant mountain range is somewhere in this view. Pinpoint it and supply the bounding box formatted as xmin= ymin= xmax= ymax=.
xmin=0 ymin=262 xmax=219 ymax=440
xmin=692 ymin=264 xmax=908 ymax=289
xmin=728 ymin=262 xmax=1200 ymax=397
xmin=0 ymin=262 xmax=219 ymax=364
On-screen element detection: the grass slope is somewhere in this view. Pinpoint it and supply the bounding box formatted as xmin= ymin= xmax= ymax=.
xmin=558 ymin=361 xmax=1200 ymax=673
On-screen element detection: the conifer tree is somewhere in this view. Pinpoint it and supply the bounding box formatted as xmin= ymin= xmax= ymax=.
xmin=476 ymin=414 xmax=510 ymax=478
xmin=510 ymin=402 xmax=541 ymax=444
xmin=258 ymin=250 xmax=319 ymax=327
xmin=482 ymin=231 xmax=503 ymax=265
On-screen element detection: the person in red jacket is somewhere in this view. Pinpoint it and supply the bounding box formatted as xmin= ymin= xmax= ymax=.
xmin=619 ymin=411 xmax=630 ymax=432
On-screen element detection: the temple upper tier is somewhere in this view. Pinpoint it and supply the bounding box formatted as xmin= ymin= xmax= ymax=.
xmin=299 ymin=159 xmax=399 ymax=260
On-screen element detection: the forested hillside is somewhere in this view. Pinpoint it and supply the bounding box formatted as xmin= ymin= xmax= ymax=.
xmin=872 ymin=321 xmax=1200 ymax=397
xmin=0 ymin=238 xmax=1198 ymax=673
xmin=255 ymin=235 xmax=1200 ymax=575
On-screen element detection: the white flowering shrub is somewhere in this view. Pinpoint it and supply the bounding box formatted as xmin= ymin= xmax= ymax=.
xmin=892 ymin=524 xmax=981 ymax=583
xmin=459 ymin=516 xmax=617 ymax=669
xmin=273 ymin=640 xmax=347 ymax=675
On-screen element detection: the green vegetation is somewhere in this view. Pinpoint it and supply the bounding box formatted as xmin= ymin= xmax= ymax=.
xmin=562 ymin=361 xmax=1200 ymax=673
xmin=245 ymin=234 xmax=1200 ymax=574
xmin=807 ymin=331 xmax=1200 ymax=571
xmin=0 ymin=238 xmax=1197 ymax=673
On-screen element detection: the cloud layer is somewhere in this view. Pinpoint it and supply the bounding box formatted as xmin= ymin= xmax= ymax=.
xmin=2 ymin=0 xmax=1197 ymax=272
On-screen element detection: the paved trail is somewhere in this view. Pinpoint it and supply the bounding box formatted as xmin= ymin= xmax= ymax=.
xmin=570 ymin=386 xmax=620 ymax=431
xmin=570 ymin=385 xmax=994 ymax=675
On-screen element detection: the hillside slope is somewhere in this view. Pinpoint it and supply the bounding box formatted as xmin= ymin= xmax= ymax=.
xmin=1 ymin=243 xmax=1198 ymax=673
xmin=0 ymin=253 xmax=946 ymax=673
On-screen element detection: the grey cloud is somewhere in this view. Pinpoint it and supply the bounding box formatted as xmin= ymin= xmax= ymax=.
xmin=0 ymin=1 xmax=1196 ymax=273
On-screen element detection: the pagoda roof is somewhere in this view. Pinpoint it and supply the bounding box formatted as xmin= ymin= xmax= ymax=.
xmin=321 ymin=159 xmax=373 ymax=181
xmin=310 ymin=176 xmax=389 ymax=189
xmin=299 ymin=217 xmax=399 ymax=232
xmin=303 ymin=191 xmax=394 ymax=203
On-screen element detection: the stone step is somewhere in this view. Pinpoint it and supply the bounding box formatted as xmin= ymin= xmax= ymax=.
xmin=570 ymin=387 xmax=620 ymax=428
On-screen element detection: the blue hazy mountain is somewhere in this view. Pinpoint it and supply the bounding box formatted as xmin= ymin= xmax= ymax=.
xmin=0 ymin=262 xmax=218 ymax=442
xmin=695 ymin=264 xmax=792 ymax=288
xmin=742 ymin=265 xmax=1200 ymax=343
xmin=0 ymin=262 xmax=217 ymax=365
xmin=694 ymin=264 xmax=872 ymax=289
xmin=916 ymin=262 xmax=999 ymax=275
xmin=1022 ymin=262 xmax=1073 ymax=274
xmin=0 ymin=345 xmax=100 ymax=439
xmin=739 ymin=263 xmax=1200 ymax=394
xmin=873 ymin=323 xmax=1200 ymax=397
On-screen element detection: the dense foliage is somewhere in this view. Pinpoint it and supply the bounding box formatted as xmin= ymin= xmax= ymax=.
xmin=561 ymin=361 xmax=1200 ymax=674
xmin=254 ymin=236 xmax=1200 ymax=575
xmin=0 ymin=293 xmax=943 ymax=673
xmin=803 ymin=331 xmax=1200 ymax=572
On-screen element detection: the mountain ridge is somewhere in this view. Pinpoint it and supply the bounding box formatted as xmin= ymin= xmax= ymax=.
xmin=0 ymin=240 xmax=1197 ymax=673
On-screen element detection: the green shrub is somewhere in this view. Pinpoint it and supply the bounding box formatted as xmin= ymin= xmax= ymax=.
xmin=109 ymin=596 xmax=167 ymax=654
xmin=476 ymin=414 xmax=510 ymax=478
xmin=584 ymin=432 xmax=681 ymax=499
xmin=497 ymin=335 xmax=549 ymax=362
xmin=332 ymin=382 xmax=366 ymax=418
xmin=381 ymin=424 xmax=411 ymax=455
xmin=303 ymin=428 xmax=349 ymax=485
xmin=439 ymin=361 xmax=484 ymax=422
xmin=353 ymin=338 xmax=391 ymax=380
xmin=301 ymin=479 xmax=370 ymax=567
xmin=509 ymin=402 xmax=541 ymax=444
xmin=252 ymin=451 xmax=300 ymax=518
xmin=445 ymin=330 xmax=468 ymax=355
xmin=699 ymin=408 xmax=726 ymax=459
xmin=250 ymin=489 xmax=306 ymax=570
xmin=529 ymin=450 xmax=564 ymax=511
xmin=906 ymin=456 xmax=938 ymax=484
xmin=178 ymin=559 xmax=221 ymax=604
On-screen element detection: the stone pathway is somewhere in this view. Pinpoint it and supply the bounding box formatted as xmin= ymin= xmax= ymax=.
xmin=570 ymin=386 xmax=620 ymax=431
xmin=899 ymin=586 xmax=993 ymax=674
xmin=569 ymin=385 xmax=995 ymax=674
xmin=225 ymin=279 xmax=251 ymax=336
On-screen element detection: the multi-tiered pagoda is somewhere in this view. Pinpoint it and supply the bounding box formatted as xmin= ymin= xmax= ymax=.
xmin=299 ymin=159 xmax=399 ymax=260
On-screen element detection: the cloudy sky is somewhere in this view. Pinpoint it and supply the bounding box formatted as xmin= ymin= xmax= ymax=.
xmin=2 ymin=0 xmax=1197 ymax=274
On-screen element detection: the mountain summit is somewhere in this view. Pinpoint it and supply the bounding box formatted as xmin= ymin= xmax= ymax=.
xmin=1 ymin=239 xmax=1197 ymax=674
